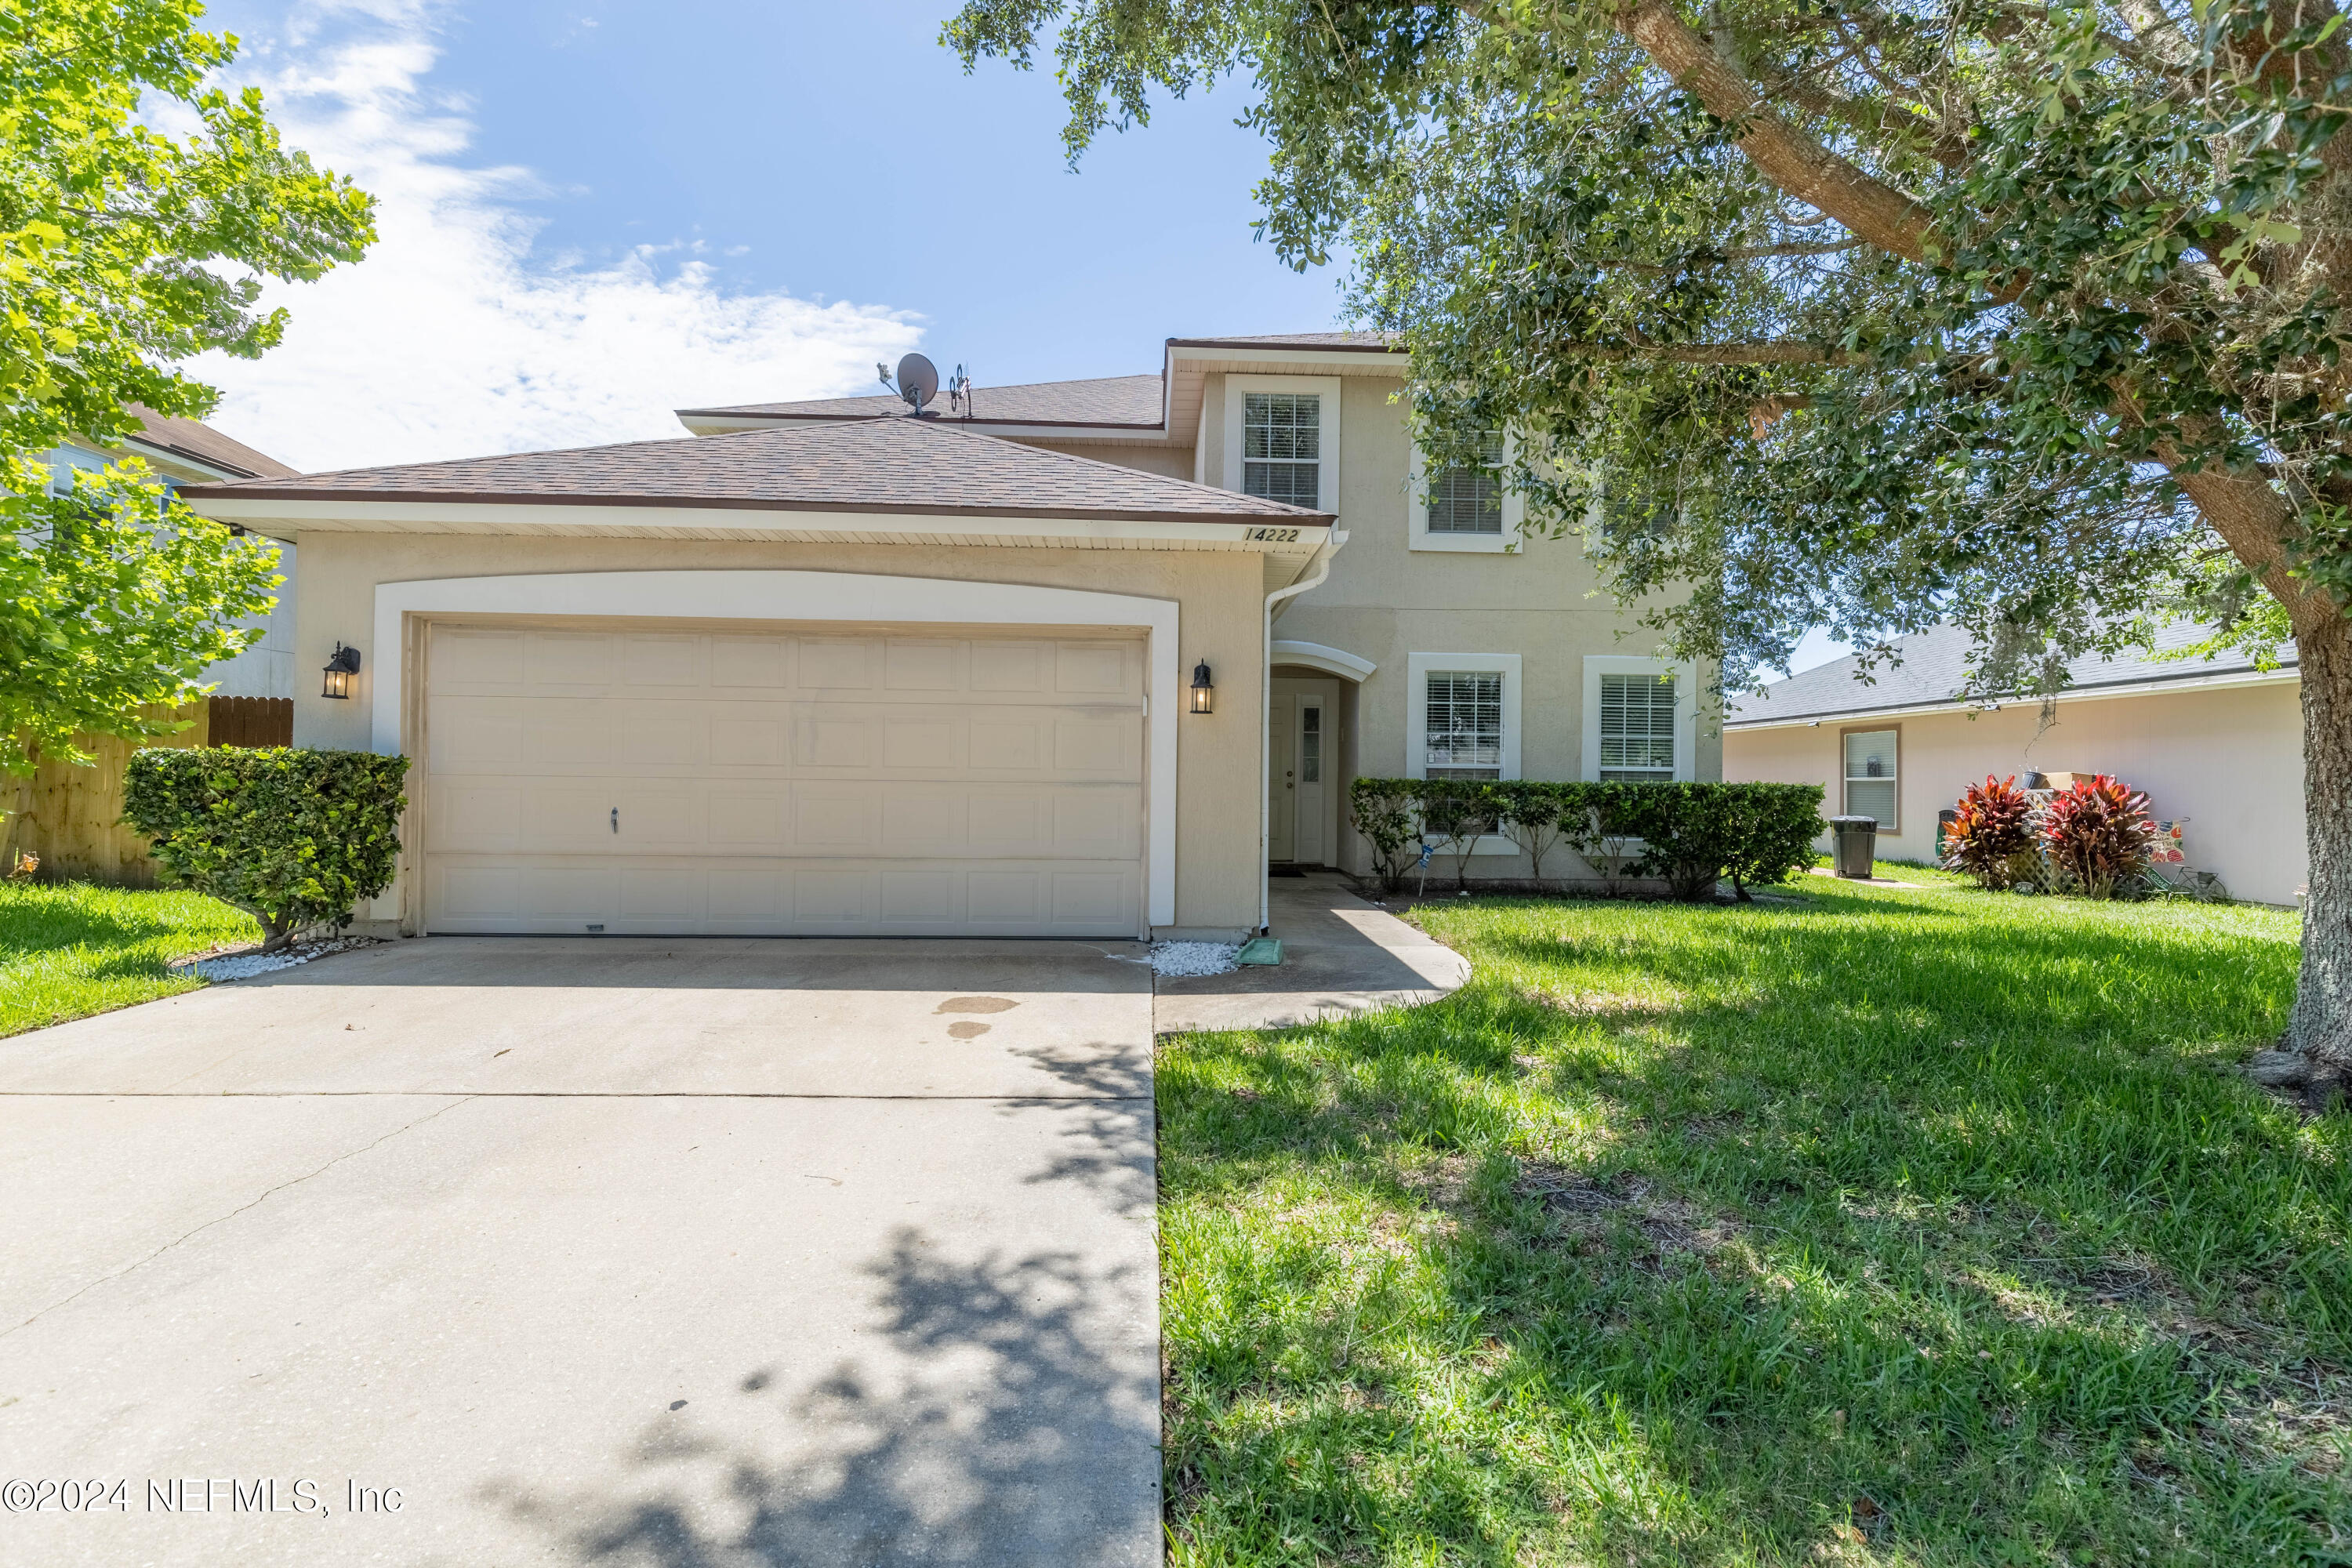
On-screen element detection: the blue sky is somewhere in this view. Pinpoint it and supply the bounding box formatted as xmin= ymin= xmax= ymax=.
xmin=191 ymin=0 xmax=1345 ymax=470
xmin=186 ymin=0 xmax=1847 ymax=674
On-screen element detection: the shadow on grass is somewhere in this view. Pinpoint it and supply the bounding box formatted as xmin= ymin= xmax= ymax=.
xmin=1156 ymin=894 xmax=2349 ymax=1565
xmin=0 ymin=888 xmax=190 ymax=957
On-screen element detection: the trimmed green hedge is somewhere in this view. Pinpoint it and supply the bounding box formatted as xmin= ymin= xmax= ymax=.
xmin=123 ymin=747 xmax=411 ymax=950
xmin=1347 ymin=778 xmax=1824 ymax=901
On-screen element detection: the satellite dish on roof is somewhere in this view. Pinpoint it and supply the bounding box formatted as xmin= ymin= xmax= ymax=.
xmin=895 ymin=353 xmax=940 ymax=414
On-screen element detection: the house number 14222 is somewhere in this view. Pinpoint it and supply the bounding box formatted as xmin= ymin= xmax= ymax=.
xmin=1242 ymin=527 xmax=1302 ymax=543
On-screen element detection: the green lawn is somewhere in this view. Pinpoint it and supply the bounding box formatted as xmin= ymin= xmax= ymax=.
xmin=0 ymin=880 xmax=257 ymax=1037
xmin=1159 ymin=877 xmax=2348 ymax=1566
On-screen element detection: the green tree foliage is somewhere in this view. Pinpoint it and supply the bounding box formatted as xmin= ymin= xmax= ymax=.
xmin=944 ymin=0 xmax=2341 ymax=684
xmin=1 ymin=0 xmax=374 ymax=770
xmin=122 ymin=747 xmax=411 ymax=949
xmin=946 ymin=0 xmax=2352 ymax=1061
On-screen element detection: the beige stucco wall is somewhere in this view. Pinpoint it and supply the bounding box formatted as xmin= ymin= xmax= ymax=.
xmin=1018 ymin=438 xmax=1194 ymax=481
xmin=291 ymin=532 xmax=1270 ymax=938
xmin=1724 ymin=681 xmax=2307 ymax=905
xmin=1205 ymin=370 xmax=1722 ymax=876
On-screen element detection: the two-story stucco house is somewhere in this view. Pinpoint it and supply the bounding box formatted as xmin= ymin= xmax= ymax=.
xmin=182 ymin=332 xmax=1719 ymax=942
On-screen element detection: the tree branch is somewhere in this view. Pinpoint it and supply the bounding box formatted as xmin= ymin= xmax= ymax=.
xmin=1610 ymin=0 xmax=1936 ymax=263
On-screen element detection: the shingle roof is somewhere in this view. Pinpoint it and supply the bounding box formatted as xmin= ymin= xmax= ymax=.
xmin=178 ymin=416 xmax=1332 ymax=523
xmin=1167 ymin=331 xmax=1402 ymax=351
xmin=127 ymin=406 xmax=298 ymax=479
xmin=1726 ymin=621 xmax=2299 ymax=726
xmin=682 ymin=373 xmax=1163 ymax=428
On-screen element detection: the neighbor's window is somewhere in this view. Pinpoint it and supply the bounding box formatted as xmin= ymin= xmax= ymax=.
xmin=1243 ymin=392 xmax=1320 ymax=508
xmin=1843 ymin=729 xmax=1899 ymax=828
xmin=1300 ymin=705 xmax=1322 ymax=783
xmin=1425 ymin=433 xmax=1504 ymax=534
xmin=1598 ymin=672 xmax=1677 ymax=781
xmin=1425 ymin=672 xmax=1503 ymax=780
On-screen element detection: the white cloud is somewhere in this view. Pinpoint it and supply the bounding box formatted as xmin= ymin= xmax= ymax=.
xmin=190 ymin=6 xmax=920 ymax=473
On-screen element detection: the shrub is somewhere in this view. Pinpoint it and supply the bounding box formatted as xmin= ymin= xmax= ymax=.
xmin=1494 ymin=781 xmax=1572 ymax=883
xmin=1348 ymin=777 xmax=1420 ymax=891
xmin=1346 ymin=779 xmax=1824 ymax=901
xmin=1944 ymin=775 xmax=2038 ymax=889
xmin=1417 ymin=779 xmax=1500 ymax=891
xmin=122 ymin=747 xmax=412 ymax=949
xmin=1611 ymin=782 xmax=1826 ymax=901
xmin=2040 ymin=773 xmax=2156 ymax=898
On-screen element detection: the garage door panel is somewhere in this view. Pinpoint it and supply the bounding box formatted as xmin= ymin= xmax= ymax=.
xmin=430 ymin=785 xmax=524 ymax=851
xmin=706 ymin=789 xmax=790 ymax=846
xmin=1055 ymin=641 xmax=1134 ymax=695
xmin=968 ymin=639 xmax=1048 ymax=691
xmin=424 ymin=623 xmax=1145 ymax=936
xmin=432 ymin=627 xmax=528 ymax=689
xmin=711 ymin=635 xmax=792 ymax=689
xmin=885 ymin=639 xmax=963 ymax=691
xmin=880 ymin=787 xmax=971 ymax=852
xmin=799 ymin=637 xmax=880 ymax=689
xmin=622 ymin=633 xmax=702 ymax=688
xmin=525 ymin=632 xmax=619 ymax=691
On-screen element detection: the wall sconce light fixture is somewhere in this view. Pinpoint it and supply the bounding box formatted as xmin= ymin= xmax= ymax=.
xmin=1189 ymin=659 xmax=1214 ymax=715
xmin=321 ymin=641 xmax=362 ymax=700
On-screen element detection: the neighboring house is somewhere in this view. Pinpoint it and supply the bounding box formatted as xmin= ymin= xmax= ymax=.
xmin=1725 ymin=622 xmax=2305 ymax=905
xmin=181 ymin=332 xmax=1716 ymax=942
xmin=46 ymin=408 xmax=303 ymax=705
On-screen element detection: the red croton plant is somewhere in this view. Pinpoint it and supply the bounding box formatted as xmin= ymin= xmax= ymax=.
xmin=2040 ymin=775 xmax=2159 ymax=900
xmin=1942 ymin=775 xmax=2037 ymax=891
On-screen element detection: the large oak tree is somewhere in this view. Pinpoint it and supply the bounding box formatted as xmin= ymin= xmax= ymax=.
xmin=949 ymin=0 xmax=2352 ymax=1085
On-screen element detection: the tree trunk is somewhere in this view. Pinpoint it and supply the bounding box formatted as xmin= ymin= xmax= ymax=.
xmin=2288 ymin=611 xmax=2352 ymax=1080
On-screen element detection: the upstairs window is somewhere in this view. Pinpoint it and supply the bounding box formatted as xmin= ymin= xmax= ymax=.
xmin=1425 ymin=433 xmax=1504 ymax=534
xmin=1425 ymin=671 xmax=1504 ymax=780
xmin=1842 ymin=728 xmax=1899 ymax=828
xmin=1598 ymin=673 xmax=1677 ymax=781
xmin=1242 ymin=392 xmax=1320 ymax=509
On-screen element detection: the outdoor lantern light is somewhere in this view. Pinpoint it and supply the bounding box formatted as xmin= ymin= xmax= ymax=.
xmin=321 ymin=641 xmax=362 ymax=700
xmin=1190 ymin=659 xmax=1215 ymax=714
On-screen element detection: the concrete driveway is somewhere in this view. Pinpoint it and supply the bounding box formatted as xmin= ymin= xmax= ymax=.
xmin=0 ymin=938 xmax=1160 ymax=1566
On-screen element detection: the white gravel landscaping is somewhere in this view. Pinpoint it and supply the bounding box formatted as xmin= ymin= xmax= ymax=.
xmin=176 ymin=935 xmax=382 ymax=982
xmin=1146 ymin=941 xmax=1241 ymax=978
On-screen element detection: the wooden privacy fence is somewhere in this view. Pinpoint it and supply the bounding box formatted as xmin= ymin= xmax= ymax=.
xmin=2 ymin=697 xmax=295 ymax=886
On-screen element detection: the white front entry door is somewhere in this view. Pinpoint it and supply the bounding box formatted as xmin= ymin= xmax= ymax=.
xmin=1267 ymin=693 xmax=1296 ymax=862
xmin=420 ymin=621 xmax=1148 ymax=937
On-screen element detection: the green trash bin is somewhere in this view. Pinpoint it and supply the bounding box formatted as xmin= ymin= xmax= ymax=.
xmin=1829 ymin=815 xmax=1878 ymax=879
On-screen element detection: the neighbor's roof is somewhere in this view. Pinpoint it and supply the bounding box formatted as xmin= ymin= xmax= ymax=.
xmin=681 ymin=374 xmax=1166 ymax=429
xmin=127 ymin=407 xmax=299 ymax=480
xmin=1726 ymin=621 xmax=2299 ymax=728
xmin=176 ymin=416 xmax=1334 ymax=524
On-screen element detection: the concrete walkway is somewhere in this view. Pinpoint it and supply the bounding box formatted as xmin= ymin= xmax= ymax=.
xmin=0 ymin=938 xmax=1160 ymax=1567
xmin=1153 ymin=873 xmax=1472 ymax=1035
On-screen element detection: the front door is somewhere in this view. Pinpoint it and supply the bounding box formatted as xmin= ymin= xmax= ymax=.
xmin=1294 ymin=699 xmax=1326 ymax=864
xmin=1268 ymin=693 xmax=1296 ymax=861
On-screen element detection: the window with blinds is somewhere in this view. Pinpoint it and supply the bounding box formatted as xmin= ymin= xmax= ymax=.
xmin=1242 ymin=392 xmax=1320 ymax=508
xmin=1425 ymin=433 xmax=1504 ymax=533
xmin=1842 ymin=729 xmax=1898 ymax=827
xmin=1425 ymin=672 xmax=1503 ymax=779
xmin=1598 ymin=673 xmax=1677 ymax=780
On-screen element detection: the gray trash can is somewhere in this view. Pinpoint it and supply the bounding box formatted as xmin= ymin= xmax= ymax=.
xmin=1829 ymin=815 xmax=1878 ymax=879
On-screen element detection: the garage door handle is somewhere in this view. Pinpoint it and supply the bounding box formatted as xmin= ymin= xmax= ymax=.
xmin=611 ymin=807 xmax=619 ymax=834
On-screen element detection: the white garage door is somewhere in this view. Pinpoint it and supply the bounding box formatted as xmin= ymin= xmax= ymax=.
xmin=420 ymin=621 xmax=1148 ymax=937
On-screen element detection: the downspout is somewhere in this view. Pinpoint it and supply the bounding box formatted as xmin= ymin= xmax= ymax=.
xmin=1259 ymin=530 xmax=1346 ymax=934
